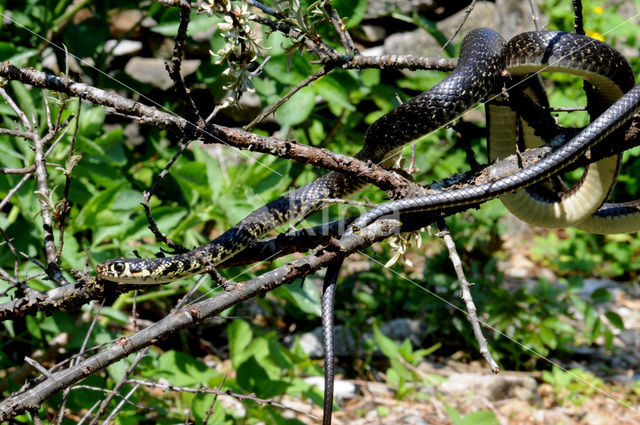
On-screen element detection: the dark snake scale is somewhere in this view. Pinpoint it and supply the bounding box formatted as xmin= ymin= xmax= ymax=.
xmin=96 ymin=29 xmax=640 ymax=425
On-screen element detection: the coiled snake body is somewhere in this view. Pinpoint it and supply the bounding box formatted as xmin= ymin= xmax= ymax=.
xmin=96 ymin=29 xmax=640 ymax=425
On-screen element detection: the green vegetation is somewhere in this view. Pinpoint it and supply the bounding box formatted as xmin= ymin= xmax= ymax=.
xmin=1 ymin=0 xmax=639 ymax=423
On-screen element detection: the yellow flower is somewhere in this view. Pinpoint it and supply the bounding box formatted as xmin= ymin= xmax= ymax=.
xmin=593 ymin=6 xmax=604 ymax=15
xmin=585 ymin=29 xmax=604 ymax=41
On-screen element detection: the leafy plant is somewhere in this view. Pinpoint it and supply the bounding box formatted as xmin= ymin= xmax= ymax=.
xmin=542 ymin=365 xmax=604 ymax=406
xmin=373 ymin=320 xmax=443 ymax=399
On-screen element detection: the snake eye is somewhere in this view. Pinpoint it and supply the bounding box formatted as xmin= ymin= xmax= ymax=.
xmin=113 ymin=261 xmax=126 ymax=274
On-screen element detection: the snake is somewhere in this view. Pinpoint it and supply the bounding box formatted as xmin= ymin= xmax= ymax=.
xmin=96 ymin=29 xmax=640 ymax=425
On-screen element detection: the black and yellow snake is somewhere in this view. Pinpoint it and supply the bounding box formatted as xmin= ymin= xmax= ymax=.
xmin=97 ymin=28 xmax=640 ymax=424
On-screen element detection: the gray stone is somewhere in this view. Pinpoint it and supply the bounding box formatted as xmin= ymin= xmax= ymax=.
xmin=438 ymin=372 xmax=537 ymax=401
xmin=104 ymin=39 xmax=143 ymax=57
xmin=292 ymin=325 xmax=356 ymax=358
xmin=365 ymin=0 xmax=437 ymax=19
xmin=304 ymin=376 xmax=358 ymax=403
xmin=124 ymin=57 xmax=201 ymax=90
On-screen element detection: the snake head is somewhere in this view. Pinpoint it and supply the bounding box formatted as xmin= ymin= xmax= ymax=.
xmin=96 ymin=257 xmax=191 ymax=284
xmin=95 ymin=259 xmax=132 ymax=283
xmin=96 ymin=258 xmax=161 ymax=284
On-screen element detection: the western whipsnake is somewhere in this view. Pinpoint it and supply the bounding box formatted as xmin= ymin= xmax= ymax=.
xmin=96 ymin=28 xmax=640 ymax=425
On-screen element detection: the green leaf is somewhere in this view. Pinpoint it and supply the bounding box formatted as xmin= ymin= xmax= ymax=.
xmin=264 ymin=54 xmax=312 ymax=85
xmin=273 ymin=282 xmax=321 ymax=317
xmin=25 ymin=315 xmax=42 ymax=340
xmin=125 ymin=206 xmax=187 ymax=241
xmin=107 ymin=360 xmax=127 ymax=382
xmin=228 ymin=319 xmax=253 ymax=368
xmin=236 ymin=356 xmax=289 ymax=398
xmin=372 ymin=320 xmax=399 ymax=360
xmin=538 ymin=326 xmax=557 ymax=349
xmin=267 ymin=338 xmax=293 ymax=370
xmin=444 ymin=402 xmax=498 ymax=425
xmin=192 ymin=396 xmax=231 ymax=425
xmin=154 ymin=351 xmax=219 ymax=386
xmin=605 ymin=311 xmax=624 ymax=329
xmin=75 ymin=184 xmax=123 ymax=229
xmin=152 ymin=10 xmax=221 ymax=36
xmin=276 ymin=85 xmax=316 ymax=128
xmin=315 ymin=74 xmax=356 ymax=113
xmin=458 ymin=410 xmax=499 ymax=425
xmin=0 ymin=42 xmax=38 ymax=63
xmin=590 ymin=287 xmax=611 ymax=303
xmin=99 ymin=307 xmax=130 ymax=325
xmin=63 ymin=18 xmax=109 ymax=59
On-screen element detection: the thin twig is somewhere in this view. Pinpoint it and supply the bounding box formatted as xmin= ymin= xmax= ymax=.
xmin=0 ymin=87 xmax=32 ymax=130
xmin=126 ymin=379 xmax=318 ymax=419
xmin=56 ymin=99 xmax=82 ymax=262
xmin=89 ymin=351 xmax=149 ymax=425
xmin=166 ymin=0 xmax=204 ymax=125
xmin=435 ymin=221 xmax=499 ymax=373
xmin=343 ymin=54 xmax=457 ymax=71
xmin=99 ymin=384 xmax=140 ymax=425
xmin=244 ymin=66 xmax=331 ymax=131
xmin=0 ymin=63 xmax=418 ymax=195
xmin=527 ymin=0 xmax=543 ymax=31
xmin=572 ymin=0 xmax=585 ymax=35
xmin=141 ymin=140 xmax=193 ymax=253
xmin=32 ymin=131 xmax=65 ymax=285
xmin=56 ymin=298 xmax=105 ymax=425
xmin=0 ymin=165 xmax=35 ymax=174
xmin=24 ymin=357 xmax=53 ymax=378
xmin=323 ymin=2 xmax=357 ymax=56
xmin=441 ymin=0 xmax=477 ymax=52
xmin=0 ymin=227 xmax=20 ymax=282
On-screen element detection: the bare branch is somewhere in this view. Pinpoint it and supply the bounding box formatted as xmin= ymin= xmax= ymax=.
xmin=126 ymin=379 xmax=318 ymax=419
xmin=0 ymin=63 xmax=416 ymax=194
xmin=435 ymin=221 xmax=499 ymax=373
xmin=141 ymin=140 xmax=194 ymax=253
xmin=441 ymin=0 xmax=477 ymax=52
xmin=33 ymin=131 xmax=65 ymax=284
xmin=165 ymin=1 xmax=204 ymax=125
xmin=323 ymin=2 xmax=357 ymax=56
xmin=245 ymin=66 xmax=331 ymax=131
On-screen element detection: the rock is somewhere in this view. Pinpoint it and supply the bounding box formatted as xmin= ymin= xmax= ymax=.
xmin=365 ymin=0 xmax=438 ymax=20
xmin=580 ymin=278 xmax=619 ymax=298
xmin=292 ymin=325 xmax=356 ymax=358
xmin=357 ymin=25 xmax=388 ymax=43
xmin=104 ymin=39 xmax=143 ymax=56
xmin=494 ymin=0 xmax=542 ymax=39
xmin=382 ymin=1 xmax=549 ymax=57
xmin=124 ymin=57 xmax=201 ymax=90
xmin=497 ymin=399 xmax=532 ymax=423
xmin=438 ymin=372 xmax=537 ymax=401
xmin=530 ymin=409 xmax=574 ymax=425
xmin=108 ymin=9 xmax=156 ymax=38
xmin=304 ymin=376 xmax=358 ymax=403
xmin=383 ymin=2 xmax=496 ymax=57
xmin=219 ymin=91 xmax=265 ymax=123
xmin=380 ymin=318 xmax=428 ymax=346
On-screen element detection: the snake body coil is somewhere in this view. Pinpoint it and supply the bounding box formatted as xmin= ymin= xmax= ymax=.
xmin=96 ymin=28 xmax=640 ymax=425
xmin=97 ymin=29 xmax=639 ymax=283
xmin=96 ymin=28 xmax=508 ymax=283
